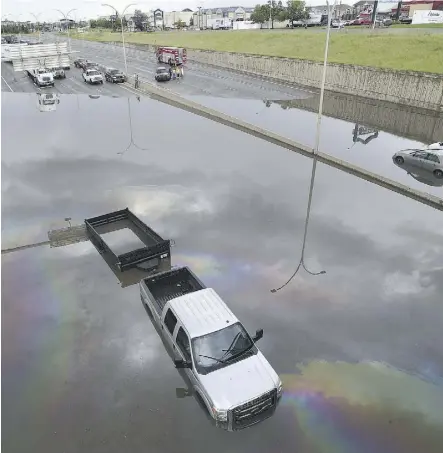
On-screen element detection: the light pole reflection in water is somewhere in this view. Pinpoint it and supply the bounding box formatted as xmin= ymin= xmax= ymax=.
xmin=117 ymin=97 xmax=150 ymax=156
xmin=271 ymin=1 xmax=337 ymax=293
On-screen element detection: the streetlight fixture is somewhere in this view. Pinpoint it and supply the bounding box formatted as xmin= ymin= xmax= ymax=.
xmin=102 ymin=3 xmax=137 ymax=76
xmin=30 ymin=13 xmax=42 ymax=41
xmin=271 ymin=1 xmax=336 ymax=293
xmin=55 ymin=9 xmax=77 ymax=54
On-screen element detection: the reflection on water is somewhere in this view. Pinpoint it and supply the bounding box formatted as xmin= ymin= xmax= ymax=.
xmin=352 ymin=124 xmax=379 ymax=145
xmin=182 ymin=93 xmax=442 ymax=198
xmin=37 ymin=92 xmax=60 ymax=112
xmin=393 ymin=159 xmax=443 ymax=187
xmin=282 ymin=361 xmax=443 ymax=453
xmin=268 ymin=92 xmax=443 ymax=145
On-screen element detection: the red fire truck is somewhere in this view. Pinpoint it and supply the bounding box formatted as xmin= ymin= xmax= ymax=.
xmin=156 ymin=46 xmax=187 ymax=66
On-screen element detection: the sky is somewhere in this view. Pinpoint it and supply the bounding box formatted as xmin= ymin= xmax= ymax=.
xmin=1 ymin=0 xmax=332 ymax=22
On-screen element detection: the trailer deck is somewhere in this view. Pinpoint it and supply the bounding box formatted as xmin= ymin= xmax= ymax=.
xmin=85 ymin=208 xmax=171 ymax=272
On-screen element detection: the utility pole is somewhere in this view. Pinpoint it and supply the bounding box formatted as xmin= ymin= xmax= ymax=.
xmin=102 ymin=3 xmax=137 ymax=76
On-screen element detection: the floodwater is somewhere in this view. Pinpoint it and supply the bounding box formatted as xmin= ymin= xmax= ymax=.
xmin=2 ymin=93 xmax=443 ymax=453
xmin=178 ymin=93 xmax=443 ymax=198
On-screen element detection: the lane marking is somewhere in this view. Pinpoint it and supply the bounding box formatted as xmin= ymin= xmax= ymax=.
xmin=1 ymin=75 xmax=14 ymax=92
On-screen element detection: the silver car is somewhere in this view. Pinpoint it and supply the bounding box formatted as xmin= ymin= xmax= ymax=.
xmin=393 ymin=149 xmax=443 ymax=179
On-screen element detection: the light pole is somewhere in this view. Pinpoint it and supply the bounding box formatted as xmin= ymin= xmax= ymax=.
xmin=31 ymin=13 xmax=42 ymax=41
xmin=271 ymin=1 xmax=335 ymax=293
xmin=372 ymin=1 xmax=379 ymax=30
xmin=55 ymin=9 xmax=77 ymax=54
xmin=269 ymin=1 xmax=272 ymax=30
xmin=102 ymin=3 xmax=137 ymax=76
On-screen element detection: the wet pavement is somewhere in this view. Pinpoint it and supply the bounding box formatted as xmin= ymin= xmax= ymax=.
xmin=2 ymin=92 xmax=443 ymax=453
xmin=56 ymin=38 xmax=443 ymax=197
xmin=3 ymin=38 xmax=442 ymax=199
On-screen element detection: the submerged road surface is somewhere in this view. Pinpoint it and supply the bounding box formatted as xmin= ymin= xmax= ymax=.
xmin=2 ymin=92 xmax=443 ymax=453
xmin=70 ymin=38 xmax=443 ymax=197
xmin=2 ymin=36 xmax=442 ymax=198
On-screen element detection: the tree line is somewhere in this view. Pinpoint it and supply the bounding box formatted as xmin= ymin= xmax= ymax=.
xmin=1 ymin=24 xmax=33 ymax=34
xmin=90 ymin=9 xmax=149 ymax=31
xmin=250 ymin=0 xmax=310 ymax=28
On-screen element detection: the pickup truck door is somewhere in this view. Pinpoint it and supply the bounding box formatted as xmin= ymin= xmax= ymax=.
xmin=174 ymin=326 xmax=198 ymax=387
xmin=162 ymin=308 xmax=178 ymax=350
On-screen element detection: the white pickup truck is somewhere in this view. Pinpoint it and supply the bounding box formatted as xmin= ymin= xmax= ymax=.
xmin=82 ymin=68 xmax=104 ymax=84
xmin=140 ymin=266 xmax=282 ymax=431
xmin=27 ymin=68 xmax=54 ymax=87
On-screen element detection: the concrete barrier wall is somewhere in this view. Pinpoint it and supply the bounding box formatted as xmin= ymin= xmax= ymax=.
xmin=273 ymin=93 xmax=443 ymax=144
xmin=106 ymin=41 xmax=443 ymax=112
xmin=123 ymin=74 xmax=443 ymax=211
xmin=188 ymin=50 xmax=443 ymax=112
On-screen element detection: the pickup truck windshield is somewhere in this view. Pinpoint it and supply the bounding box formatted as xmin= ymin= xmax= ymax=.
xmin=89 ymin=71 xmax=100 ymax=76
xmin=192 ymin=322 xmax=256 ymax=374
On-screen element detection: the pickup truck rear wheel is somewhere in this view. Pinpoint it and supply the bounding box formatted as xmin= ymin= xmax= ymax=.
xmin=434 ymin=169 xmax=443 ymax=179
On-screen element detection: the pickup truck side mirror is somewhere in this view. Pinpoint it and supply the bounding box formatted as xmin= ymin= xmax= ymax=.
xmin=252 ymin=328 xmax=264 ymax=342
xmin=174 ymin=359 xmax=192 ymax=369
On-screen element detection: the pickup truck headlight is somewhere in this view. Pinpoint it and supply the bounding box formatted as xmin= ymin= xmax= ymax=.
xmin=277 ymin=380 xmax=283 ymax=398
xmin=212 ymin=407 xmax=228 ymax=421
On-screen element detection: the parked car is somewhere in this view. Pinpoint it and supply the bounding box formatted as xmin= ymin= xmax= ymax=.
xmin=393 ymin=149 xmax=443 ymax=179
xmin=399 ymin=15 xmax=412 ymax=24
xmin=331 ymin=19 xmax=345 ymax=28
xmin=74 ymin=58 xmax=86 ymax=68
xmin=50 ymin=67 xmax=66 ymax=79
xmin=105 ymin=68 xmax=126 ymax=83
xmin=82 ymin=68 xmax=104 ymax=84
xmin=155 ymin=66 xmax=171 ymax=82
xmin=393 ymin=160 xmax=443 ymax=187
xmin=375 ymin=17 xmax=393 ymax=27
xmin=78 ymin=60 xmax=98 ymax=71
xmin=427 ymin=142 xmax=443 ymax=151
xmin=84 ymin=61 xmax=99 ymax=70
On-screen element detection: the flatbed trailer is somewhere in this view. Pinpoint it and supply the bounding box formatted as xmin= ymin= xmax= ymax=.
xmin=85 ymin=207 xmax=171 ymax=272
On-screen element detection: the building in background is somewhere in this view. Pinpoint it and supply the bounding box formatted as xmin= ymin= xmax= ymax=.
xmin=308 ymin=4 xmax=353 ymax=18
xmin=163 ymin=9 xmax=194 ymax=28
xmin=193 ymin=6 xmax=254 ymax=29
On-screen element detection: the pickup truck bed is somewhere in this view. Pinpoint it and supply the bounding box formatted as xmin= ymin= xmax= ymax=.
xmin=142 ymin=266 xmax=206 ymax=313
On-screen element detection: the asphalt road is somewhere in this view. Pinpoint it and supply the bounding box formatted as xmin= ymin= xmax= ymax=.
xmin=1 ymin=59 xmax=131 ymax=97
xmin=68 ymin=36 xmax=314 ymax=101
xmin=2 ymin=91 xmax=443 ymax=453
xmin=1 ymin=33 xmax=312 ymax=101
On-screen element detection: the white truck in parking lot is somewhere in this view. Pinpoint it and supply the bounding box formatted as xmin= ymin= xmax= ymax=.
xmin=27 ymin=68 xmax=54 ymax=87
xmin=140 ymin=266 xmax=282 ymax=431
xmin=82 ymin=68 xmax=104 ymax=84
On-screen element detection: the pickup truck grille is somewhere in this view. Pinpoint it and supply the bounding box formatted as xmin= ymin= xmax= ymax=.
xmin=230 ymin=389 xmax=277 ymax=429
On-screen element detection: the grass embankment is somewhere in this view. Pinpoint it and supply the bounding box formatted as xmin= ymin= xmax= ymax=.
xmin=391 ymin=23 xmax=443 ymax=28
xmin=71 ymin=29 xmax=443 ymax=73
